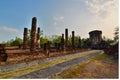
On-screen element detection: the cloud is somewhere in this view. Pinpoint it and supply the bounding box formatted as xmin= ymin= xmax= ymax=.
xmin=59 ymin=16 xmax=64 ymax=20
xmin=0 ymin=26 xmax=19 ymax=33
xmin=85 ymin=0 xmax=118 ymax=21
xmin=53 ymin=16 xmax=65 ymax=26
xmin=53 ymin=16 xmax=64 ymax=21
xmin=53 ymin=22 xmax=57 ymax=26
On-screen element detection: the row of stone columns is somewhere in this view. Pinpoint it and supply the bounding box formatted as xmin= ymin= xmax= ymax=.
xmin=23 ymin=17 xmax=41 ymax=52
xmin=23 ymin=17 xmax=82 ymax=52
xmin=61 ymin=28 xmax=81 ymax=49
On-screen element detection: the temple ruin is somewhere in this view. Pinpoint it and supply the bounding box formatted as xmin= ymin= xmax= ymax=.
xmin=37 ymin=27 xmax=40 ymax=48
xmin=78 ymin=36 xmax=81 ymax=48
xmin=61 ymin=33 xmax=64 ymax=50
xmin=89 ymin=30 xmax=102 ymax=45
xmin=23 ymin=28 xmax=28 ymax=49
xmin=30 ymin=17 xmax=37 ymax=52
xmin=72 ymin=31 xmax=75 ymax=49
xmin=0 ymin=44 xmax=7 ymax=62
xmin=65 ymin=28 xmax=68 ymax=49
xmin=89 ymin=30 xmax=104 ymax=49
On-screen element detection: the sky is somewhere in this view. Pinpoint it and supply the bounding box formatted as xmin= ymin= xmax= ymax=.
xmin=0 ymin=0 xmax=118 ymax=42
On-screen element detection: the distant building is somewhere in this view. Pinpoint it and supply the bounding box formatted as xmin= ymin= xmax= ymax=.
xmin=89 ymin=30 xmax=102 ymax=45
xmin=89 ymin=30 xmax=108 ymax=49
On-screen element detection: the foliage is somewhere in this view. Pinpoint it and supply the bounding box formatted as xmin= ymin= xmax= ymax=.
xmin=6 ymin=37 xmax=22 ymax=46
xmin=49 ymin=35 xmax=62 ymax=46
xmin=103 ymin=35 xmax=115 ymax=45
xmin=105 ymin=38 xmax=114 ymax=45
xmin=11 ymin=37 xmax=22 ymax=46
xmin=81 ymin=38 xmax=91 ymax=47
xmin=40 ymin=37 xmax=49 ymax=47
xmin=67 ymin=36 xmax=81 ymax=48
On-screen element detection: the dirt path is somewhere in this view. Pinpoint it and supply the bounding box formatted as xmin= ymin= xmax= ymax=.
xmin=15 ymin=50 xmax=103 ymax=78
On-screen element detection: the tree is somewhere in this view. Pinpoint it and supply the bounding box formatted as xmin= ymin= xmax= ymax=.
xmin=40 ymin=37 xmax=49 ymax=47
xmin=81 ymin=38 xmax=91 ymax=48
xmin=103 ymin=36 xmax=114 ymax=45
xmin=10 ymin=37 xmax=22 ymax=46
xmin=48 ymin=35 xmax=61 ymax=46
xmin=68 ymin=36 xmax=81 ymax=48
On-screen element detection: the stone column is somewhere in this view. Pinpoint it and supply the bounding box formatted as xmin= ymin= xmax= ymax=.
xmin=30 ymin=17 xmax=37 ymax=52
xmin=0 ymin=44 xmax=7 ymax=62
xmin=61 ymin=33 xmax=64 ymax=50
xmin=78 ymin=36 xmax=81 ymax=48
xmin=37 ymin=27 xmax=40 ymax=48
xmin=72 ymin=31 xmax=75 ymax=49
xmin=23 ymin=28 xmax=28 ymax=49
xmin=65 ymin=28 xmax=68 ymax=49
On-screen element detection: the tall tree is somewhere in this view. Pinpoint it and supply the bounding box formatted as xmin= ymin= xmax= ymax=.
xmin=10 ymin=37 xmax=22 ymax=46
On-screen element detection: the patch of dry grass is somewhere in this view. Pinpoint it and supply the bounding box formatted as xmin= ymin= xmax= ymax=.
xmin=51 ymin=53 xmax=118 ymax=79
xmin=50 ymin=61 xmax=89 ymax=78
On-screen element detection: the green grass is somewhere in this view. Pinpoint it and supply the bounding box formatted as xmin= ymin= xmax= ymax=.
xmin=91 ymin=53 xmax=116 ymax=63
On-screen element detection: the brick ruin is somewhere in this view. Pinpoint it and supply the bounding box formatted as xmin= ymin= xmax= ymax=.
xmin=72 ymin=31 xmax=75 ymax=49
xmin=44 ymin=41 xmax=50 ymax=56
xmin=0 ymin=44 xmax=7 ymax=62
xmin=89 ymin=30 xmax=102 ymax=45
xmin=20 ymin=17 xmax=88 ymax=53
xmin=89 ymin=30 xmax=108 ymax=49
xmin=37 ymin=27 xmax=40 ymax=48
xmin=89 ymin=30 xmax=102 ymax=49
xmin=78 ymin=36 xmax=81 ymax=48
xmin=65 ymin=28 xmax=68 ymax=49
xmin=23 ymin=28 xmax=28 ymax=49
xmin=61 ymin=33 xmax=64 ymax=50
xmin=30 ymin=17 xmax=37 ymax=52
